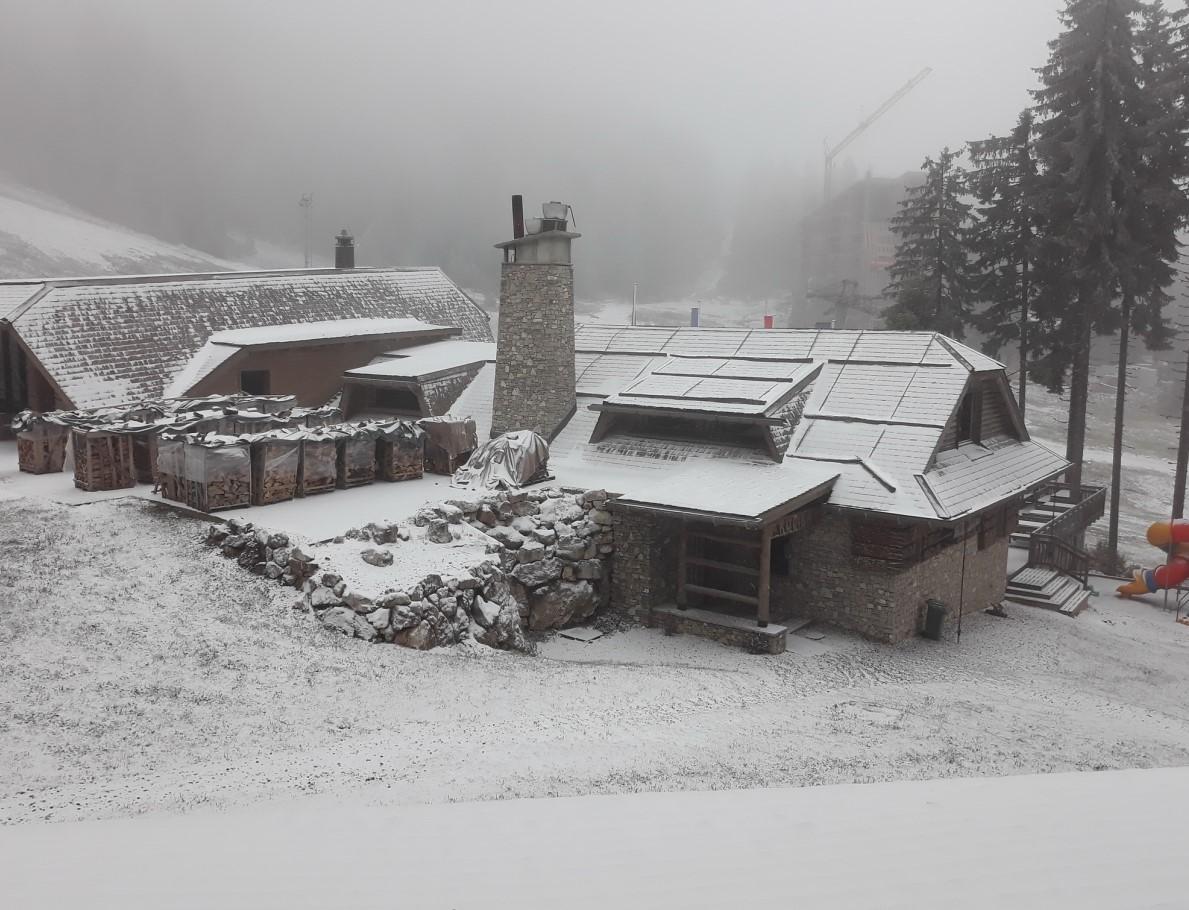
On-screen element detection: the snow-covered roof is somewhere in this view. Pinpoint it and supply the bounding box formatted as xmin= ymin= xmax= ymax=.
xmin=444 ymin=361 xmax=496 ymax=441
xmin=2 ymin=268 xmax=491 ymax=410
xmin=613 ymin=460 xmax=839 ymax=524
xmin=346 ymin=339 xmax=497 ymax=380
xmin=558 ymin=324 xmax=1068 ymax=522
xmin=205 ymin=317 xmax=448 ymax=348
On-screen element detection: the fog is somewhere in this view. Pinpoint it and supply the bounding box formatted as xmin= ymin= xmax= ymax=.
xmin=0 ymin=0 xmax=1064 ymax=298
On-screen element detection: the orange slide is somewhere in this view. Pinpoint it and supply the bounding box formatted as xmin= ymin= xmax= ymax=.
xmin=1117 ymin=519 xmax=1189 ymax=597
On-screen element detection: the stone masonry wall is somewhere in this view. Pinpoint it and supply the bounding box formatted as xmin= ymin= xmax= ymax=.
xmin=771 ymin=510 xmax=1010 ymax=643
xmin=491 ymin=263 xmax=576 ymax=439
xmin=610 ymin=511 xmax=680 ymax=620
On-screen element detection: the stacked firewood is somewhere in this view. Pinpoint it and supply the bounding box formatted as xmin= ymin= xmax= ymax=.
xmin=335 ymin=427 xmax=378 ymax=489
xmin=14 ymin=420 xmax=69 ymax=474
xmin=419 ymin=416 xmax=478 ymax=476
xmin=249 ymin=434 xmax=301 ymax=505
xmin=184 ymin=441 xmax=251 ymax=512
xmin=374 ymin=422 xmax=426 ymax=482
xmin=298 ymin=438 xmax=338 ymax=496
xmin=72 ymin=428 xmax=136 ymax=492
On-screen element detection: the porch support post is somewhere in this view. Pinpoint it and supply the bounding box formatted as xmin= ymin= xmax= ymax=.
xmin=676 ymin=524 xmax=688 ymax=609
xmin=757 ymin=524 xmax=772 ymax=627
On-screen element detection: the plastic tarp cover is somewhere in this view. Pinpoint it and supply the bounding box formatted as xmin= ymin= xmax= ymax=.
xmin=453 ymin=430 xmax=550 ymax=491
xmin=156 ymin=438 xmax=185 ymax=476
xmin=419 ymin=416 xmax=478 ymax=457
xmin=183 ymin=442 xmax=250 ymax=483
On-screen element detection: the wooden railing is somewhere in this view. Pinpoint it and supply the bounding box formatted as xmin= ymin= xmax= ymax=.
xmin=1025 ymin=482 xmax=1106 ymax=584
xmin=1029 ymin=534 xmax=1090 ymax=585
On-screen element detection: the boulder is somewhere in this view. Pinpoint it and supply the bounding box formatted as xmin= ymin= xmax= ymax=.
xmin=343 ymin=591 xmax=374 ymax=614
xmin=427 ymin=519 xmax=454 ymax=544
xmin=264 ymin=563 xmax=285 ymax=580
xmin=310 ymin=586 xmax=342 ymax=609
xmin=376 ymin=591 xmax=411 ymax=608
xmin=589 ymin=508 xmax=613 ymax=526
xmin=320 ymin=607 xmax=377 ymax=641
xmin=508 ymin=500 xmax=540 ymax=518
xmin=366 ymin=522 xmax=400 ymax=544
xmin=532 ymin=527 xmax=557 ymax=545
xmin=393 ymin=620 xmax=437 ymax=650
xmin=412 ymin=508 xmax=437 ymax=527
xmin=321 ymin=573 xmax=342 ymax=589
xmin=361 ymin=548 xmax=394 ymax=567
xmin=517 ymin=541 xmax=546 ymax=564
xmin=272 ymin=546 xmax=292 ymax=567
xmin=435 ymin=503 xmax=464 ymax=524
xmin=471 ymin=594 xmax=501 ymax=628
xmin=390 ymin=604 xmax=421 ymax=631
xmin=554 ymin=539 xmax=586 ymax=561
xmin=366 ymin=607 xmax=391 ymax=630
xmin=485 ymin=526 xmax=525 ymax=550
xmin=539 ymin=498 xmax=584 ymax=527
xmin=529 ymin=580 xmax=598 ymax=630
xmin=575 ymin=559 xmax=604 ymax=580
xmin=511 ymin=516 xmax=537 ymax=535
xmin=511 ymin=556 xmax=564 ymax=589
xmin=477 ymin=507 xmax=498 ymax=527
xmin=582 ymin=489 xmax=608 ymax=505
xmin=267 ymin=532 xmax=290 ymax=549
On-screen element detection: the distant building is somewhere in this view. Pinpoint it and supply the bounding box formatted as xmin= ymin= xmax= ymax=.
xmin=799 ymin=173 xmax=922 ymax=329
xmin=0 ymin=251 xmax=491 ymax=419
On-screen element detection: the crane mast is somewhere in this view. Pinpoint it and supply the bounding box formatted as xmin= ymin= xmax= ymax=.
xmin=823 ymin=67 xmax=932 ymax=199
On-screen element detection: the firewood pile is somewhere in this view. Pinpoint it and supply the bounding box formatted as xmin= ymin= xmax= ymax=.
xmin=183 ymin=439 xmax=252 ymax=512
xmin=333 ymin=425 xmax=379 ymax=489
xmin=71 ymin=426 xmax=137 ymax=492
xmin=374 ymin=421 xmax=426 ymax=482
xmin=11 ymin=413 xmax=69 ymax=474
xmin=248 ymin=433 xmax=301 ymax=505
xmin=297 ymin=437 xmax=338 ymax=496
xmin=418 ymin=416 xmax=478 ymax=476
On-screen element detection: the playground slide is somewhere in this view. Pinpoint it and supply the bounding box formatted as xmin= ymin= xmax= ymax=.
xmin=1117 ymin=519 xmax=1189 ymax=597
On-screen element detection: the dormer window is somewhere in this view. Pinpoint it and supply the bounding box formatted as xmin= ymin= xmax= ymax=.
xmin=957 ymin=385 xmax=982 ymax=445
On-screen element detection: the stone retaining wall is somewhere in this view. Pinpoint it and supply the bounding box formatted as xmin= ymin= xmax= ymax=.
xmin=204 ymin=486 xmax=616 ymax=651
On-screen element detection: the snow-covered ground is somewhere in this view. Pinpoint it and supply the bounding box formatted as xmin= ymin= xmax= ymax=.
xmin=4 ymin=767 xmax=1185 ymax=909
xmin=0 ymin=181 xmax=248 ymax=278
xmin=3 ymin=493 xmax=1189 ymax=829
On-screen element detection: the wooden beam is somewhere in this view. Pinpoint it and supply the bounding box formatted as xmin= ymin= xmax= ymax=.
xmin=758 ymin=525 xmax=772 ymax=628
xmin=684 ymin=583 xmax=759 ymax=606
xmin=687 ymin=531 xmax=762 ymax=548
xmin=686 ymin=556 xmax=760 ymax=577
xmin=676 ymin=526 xmax=688 ymax=609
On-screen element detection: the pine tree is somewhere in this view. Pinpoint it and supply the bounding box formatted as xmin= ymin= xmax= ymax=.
xmin=883 ymin=148 xmax=973 ymax=339
xmin=1028 ymin=0 xmax=1157 ymax=496
xmin=967 ymin=110 xmax=1042 ymax=417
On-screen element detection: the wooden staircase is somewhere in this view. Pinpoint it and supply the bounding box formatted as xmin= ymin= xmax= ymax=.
xmin=1005 ymin=565 xmax=1092 ymax=616
xmin=1011 ymin=488 xmax=1081 ymax=548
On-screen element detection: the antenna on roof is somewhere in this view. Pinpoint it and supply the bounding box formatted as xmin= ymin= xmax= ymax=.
xmin=299 ymin=193 xmax=314 ymax=267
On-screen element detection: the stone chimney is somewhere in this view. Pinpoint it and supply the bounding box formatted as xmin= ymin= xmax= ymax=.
xmin=490 ymin=199 xmax=579 ymax=439
xmin=334 ymin=229 xmax=355 ymax=269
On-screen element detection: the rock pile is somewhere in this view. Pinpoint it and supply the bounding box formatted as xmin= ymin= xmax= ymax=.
xmin=202 ymin=486 xmax=615 ymax=651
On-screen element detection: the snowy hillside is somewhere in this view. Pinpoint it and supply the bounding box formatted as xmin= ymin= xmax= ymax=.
xmin=0 ymin=182 xmax=248 ymax=278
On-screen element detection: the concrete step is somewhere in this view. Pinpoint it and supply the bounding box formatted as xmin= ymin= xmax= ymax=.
xmin=1005 ymin=567 xmax=1090 ymax=617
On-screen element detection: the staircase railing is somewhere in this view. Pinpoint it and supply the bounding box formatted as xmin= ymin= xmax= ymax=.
xmin=1024 ymin=483 xmax=1105 ymax=585
xmin=1028 ymin=533 xmax=1090 ymax=585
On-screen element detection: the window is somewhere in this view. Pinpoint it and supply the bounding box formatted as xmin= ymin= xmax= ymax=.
xmin=956 ymin=387 xmax=982 ymax=445
xmin=240 ymin=369 xmax=270 ymax=395
xmin=770 ymin=536 xmax=791 ymax=577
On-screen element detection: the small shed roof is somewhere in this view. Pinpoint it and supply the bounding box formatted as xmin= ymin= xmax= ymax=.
xmin=346 ymin=339 xmax=497 ymax=381
xmin=613 ymin=460 xmax=839 ymax=525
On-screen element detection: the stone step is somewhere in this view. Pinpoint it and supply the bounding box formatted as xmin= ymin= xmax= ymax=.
xmin=650 ymin=605 xmax=787 ymax=655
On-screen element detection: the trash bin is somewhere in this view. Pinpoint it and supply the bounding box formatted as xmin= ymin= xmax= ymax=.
xmin=923 ymin=599 xmax=947 ymax=641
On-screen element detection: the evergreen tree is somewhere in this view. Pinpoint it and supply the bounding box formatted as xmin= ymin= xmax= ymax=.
xmin=883 ymin=148 xmax=973 ymax=339
xmin=967 ymin=110 xmax=1042 ymax=418
xmin=1028 ymin=0 xmax=1159 ymax=495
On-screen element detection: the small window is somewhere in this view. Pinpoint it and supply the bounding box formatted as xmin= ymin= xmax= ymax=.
xmin=770 ymin=536 xmax=790 ymax=577
xmin=240 ymin=369 xmax=270 ymax=395
xmin=956 ymin=387 xmax=982 ymax=445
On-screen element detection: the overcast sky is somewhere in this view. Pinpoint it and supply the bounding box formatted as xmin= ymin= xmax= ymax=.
xmin=0 ymin=0 xmax=1067 ymax=295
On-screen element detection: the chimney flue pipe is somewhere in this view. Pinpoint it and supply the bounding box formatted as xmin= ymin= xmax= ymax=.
xmin=512 ymin=195 xmax=525 ymax=240
xmin=335 ymin=229 xmax=355 ymax=269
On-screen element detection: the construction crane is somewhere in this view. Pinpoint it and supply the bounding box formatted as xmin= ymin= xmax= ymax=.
xmin=823 ymin=67 xmax=933 ymax=199
xmin=806 ymin=279 xmax=887 ymax=330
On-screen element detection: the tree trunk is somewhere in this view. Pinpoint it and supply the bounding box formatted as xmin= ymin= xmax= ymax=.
xmin=1018 ymin=253 xmax=1030 ymax=419
xmin=1107 ymin=295 xmax=1132 ymax=560
xmin=1174 ymin=342 xmax=1189 ymax=519
xmin=1065 ymin=296 xmax=1093 ymax=498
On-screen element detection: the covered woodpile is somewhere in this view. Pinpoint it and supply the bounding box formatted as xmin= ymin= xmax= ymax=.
xmin=333 ymin=425 xmax=378 ymax=489
xmin=11 ymin=412 xmax=70 ymax=475
xmin=248 ymin=432 xmax=302 ymax=506
xmin=297 ymin=436 xmax=338 ymax=496
xmin=375 ymin=421 xmax=426 ymax=482
xmin=183 ymin=439 xmax=252 ymax=512
xmin=419 ymin=416 xmax=478 ymax=475
xmin=71 ymin=426 xmax=137 ymax=492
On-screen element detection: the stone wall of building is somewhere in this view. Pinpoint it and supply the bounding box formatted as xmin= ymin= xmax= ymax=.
xmin=610 ymin=511 xmax=679 ymax=620
xmin=781 ymin=510 xmax=1012 ymax=643
xmin=491 ymin=263 xmax=575 ymax=439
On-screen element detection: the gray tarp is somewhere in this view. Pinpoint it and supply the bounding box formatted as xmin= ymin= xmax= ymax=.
xmin=452 ymin=430 xmax=550 ymax=491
